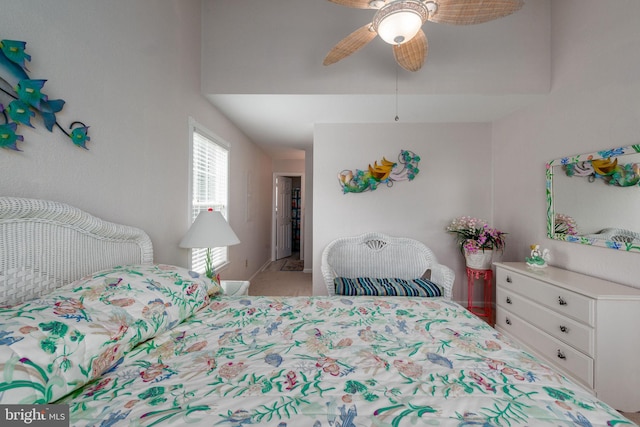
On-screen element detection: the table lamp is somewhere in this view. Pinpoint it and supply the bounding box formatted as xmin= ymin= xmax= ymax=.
xmin=179 ymin=208 xmax=240 ymax=279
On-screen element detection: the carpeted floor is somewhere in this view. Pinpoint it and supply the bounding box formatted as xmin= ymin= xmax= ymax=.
xmin=280 ymin=258 xmax=304 ymax=271
xmin=621 ymin=412 xmax=640 ymax=425
xmin=249 ymin=254 xmax=311 ymax=297
xmin=261 ymin=253 xmax=301 ymax=272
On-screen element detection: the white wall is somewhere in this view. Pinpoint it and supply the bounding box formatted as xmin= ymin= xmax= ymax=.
xmin=493 ymin=0 xmax=640 ymax=289
xmin=201 ymin=0 xmax=549 ymax=96
xmin=0 ymin=0 xmax=273 ymax=279
xmin=273 ymin=158 xmax=305 ymax=174
xmin=313 ymin=123 xmax=493 ymax=301
xmin=304 ymin=149 xmax=314 ymax=273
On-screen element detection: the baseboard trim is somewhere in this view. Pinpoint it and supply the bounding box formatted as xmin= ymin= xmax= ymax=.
xmin=250 ymin=259 xmax=273 ymax=281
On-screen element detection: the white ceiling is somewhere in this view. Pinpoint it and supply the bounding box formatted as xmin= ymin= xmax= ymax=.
xmin=208 ymin=93 xmax=546 ymax=158
xmin=202 ymin=0 xmax=550 ymax=159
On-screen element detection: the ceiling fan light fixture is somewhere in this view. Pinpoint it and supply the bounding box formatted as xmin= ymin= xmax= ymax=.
xmin=373 ymin=0 xmax=428 ymax=45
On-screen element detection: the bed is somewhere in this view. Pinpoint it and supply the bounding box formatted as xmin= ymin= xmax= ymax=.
xmin=0 ymin=197 xmax=635 ymax=426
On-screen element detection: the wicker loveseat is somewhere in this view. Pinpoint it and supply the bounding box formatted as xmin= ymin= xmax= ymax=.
xmin=321 ymin=232 xmax=455 ymax=299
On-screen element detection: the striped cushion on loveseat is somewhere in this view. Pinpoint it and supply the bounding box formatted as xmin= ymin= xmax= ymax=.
xmin=334 ymin=277 xmax=442 ymax=297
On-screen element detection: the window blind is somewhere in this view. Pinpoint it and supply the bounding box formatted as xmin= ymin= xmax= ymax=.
xmin=191 ymin=128 xmax=230 ymax=274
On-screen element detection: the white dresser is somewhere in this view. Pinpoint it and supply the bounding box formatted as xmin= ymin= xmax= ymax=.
xmin=494 ymin=262 xmax=640 ymax=412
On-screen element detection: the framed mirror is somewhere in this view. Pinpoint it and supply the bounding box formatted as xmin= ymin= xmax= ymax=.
xmin=546 ymin=145 xmax=640 ymax=252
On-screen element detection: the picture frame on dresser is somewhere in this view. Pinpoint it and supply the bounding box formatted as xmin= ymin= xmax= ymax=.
xmin=494 ymin=262 xmax=640 ymax=412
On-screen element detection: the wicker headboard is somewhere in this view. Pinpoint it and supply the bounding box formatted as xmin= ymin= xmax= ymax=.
xmin=321 ymin=232 xmax=455 ymax=299
xmin=0 ymin=197 xmax=153 ymax=306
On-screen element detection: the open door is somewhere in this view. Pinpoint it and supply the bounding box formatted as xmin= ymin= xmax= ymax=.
xmin=275 ymin=176 xmax=292 ymax=260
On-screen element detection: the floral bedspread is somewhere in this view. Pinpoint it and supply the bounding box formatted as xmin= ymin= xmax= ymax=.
xmin=0 ymin=264 xmax=219 ymax=404
xmin=57 ymin=296 xmax=632 ymax=426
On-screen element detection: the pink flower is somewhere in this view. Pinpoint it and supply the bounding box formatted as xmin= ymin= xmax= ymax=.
xmin=209 ymin=301 xmax=228 ymax=310
xmin=219 ymin=361 xmax=246 ymax=379
xmin=109 ymin=298 xmax=135 ymax=307
xmin=110 ymin=324 xmax=129 ymax=341
xmin=393 ymin=359 xmax=423 ymax=378
xmin=358 ymin=326 xmax=376 ymax=342
xmin=447 ymin=216 xmax=506 ymax=254
xmin=140 ymin=363 xmax=168 ymax=382
xmin=269 ymin=302 xmax=285 ymax=310
xmin=316 ymin=357 xmax=341 ymax=376
xmin=92 ymin=345 xmax=122 ymax=376
xmin=83 ymin=378 xmax=112 ymax=397
xmin=316 ymin=301 xmax=333 ymax=310
xmin=336 ymin=338 xmax=353 ymax=347
xmin=124 ymin=400 xmax=138 ymax=409
xmin=53 ymin=298 xmax=84 ymax=315
xmin=186 ymin=341 xmax=208 ymax=353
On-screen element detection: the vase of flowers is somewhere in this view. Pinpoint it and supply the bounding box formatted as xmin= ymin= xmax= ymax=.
xmin=446 ymin=216 xmax=507 ymax=269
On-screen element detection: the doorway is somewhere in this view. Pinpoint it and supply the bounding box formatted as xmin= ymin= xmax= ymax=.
xmin=272 ymin=173 xmax=304 ymax=262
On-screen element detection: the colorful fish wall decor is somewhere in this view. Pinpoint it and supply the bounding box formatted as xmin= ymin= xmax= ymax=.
xmin=0 ymin=39 xmax=90 ymax=151
xmin=338 ymin=150 xmax=420 ymax=194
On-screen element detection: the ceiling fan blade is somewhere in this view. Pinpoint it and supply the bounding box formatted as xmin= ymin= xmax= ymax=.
xmin=393 ymin=29 xmax=428 ymax=72
xmin=327 ymin=0 xmax=382 ymax=9
xmin=429 ymin=0 xmax=524 ymax=25
xmin=323 ymin=23 xmax=377 ymax=66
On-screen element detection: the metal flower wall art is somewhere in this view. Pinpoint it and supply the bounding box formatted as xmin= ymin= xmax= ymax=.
xmin=338 ymin=149 xmax=420 ymax=193
xmin=0 ymin=39 xmax=90 ymax=151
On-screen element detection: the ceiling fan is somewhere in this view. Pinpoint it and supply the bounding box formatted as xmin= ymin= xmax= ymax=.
xmin=323 ymin=0 xmax=524 ymax=72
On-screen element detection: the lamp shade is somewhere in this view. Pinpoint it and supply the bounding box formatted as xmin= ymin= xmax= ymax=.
xmin=373 ymin=0 xmax=428 ymax=45
xmin=179 ymin=209 xmax=240 ymax=249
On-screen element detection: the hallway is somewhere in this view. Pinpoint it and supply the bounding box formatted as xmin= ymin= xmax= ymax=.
xmin=248 ymin=253 xmax=312 ymax=296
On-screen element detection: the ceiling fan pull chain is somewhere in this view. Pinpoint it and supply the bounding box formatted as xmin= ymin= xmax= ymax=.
xmin=395 ymin=64 xmax=400 ymax=122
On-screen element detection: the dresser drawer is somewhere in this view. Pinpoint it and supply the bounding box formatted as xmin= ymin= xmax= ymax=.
xmin=496 ymin=286 xmax=594 ymax=356
xmin=496 ymin=268 xmax=594 ymax=326
xmin=496 ymin=307 xmax=594 ymax=389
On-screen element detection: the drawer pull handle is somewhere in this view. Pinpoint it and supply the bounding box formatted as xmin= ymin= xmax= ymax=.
xmin=506 ymin=297 xmax=512 ymax=304
xmin=506 ymin=276 xmax=512 ymax=283
xmin=557 ymin=349 xmax=566 ymax=360
xmin=505 ymin=318 xmax=512 ymax=325
xmin=558 ymin=296 xmax=567 ymax=306
xmin=559 ymin=325 xmax=569 ymax=333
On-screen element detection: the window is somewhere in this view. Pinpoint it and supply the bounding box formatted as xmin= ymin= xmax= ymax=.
xmin=189 ymin=120 xmax=230 ymax=274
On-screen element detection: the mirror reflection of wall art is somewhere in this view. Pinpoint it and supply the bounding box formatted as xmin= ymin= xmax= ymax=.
xmin=337 ymin=149 xmax=420 ymax=194
xmin=546 ymin=145 xmax=640 ymax=252
xmin=0 ymin=39 xmax=90 ymax=151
